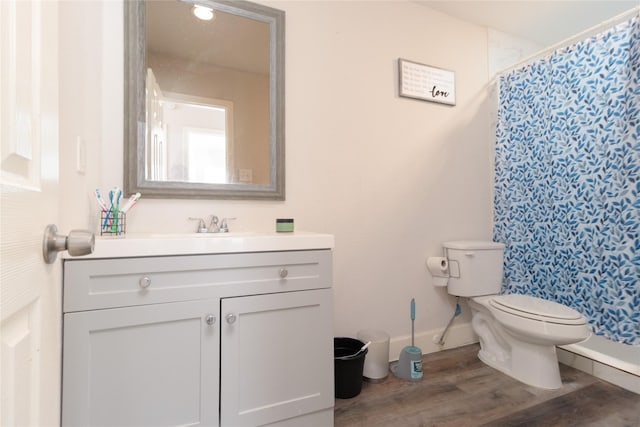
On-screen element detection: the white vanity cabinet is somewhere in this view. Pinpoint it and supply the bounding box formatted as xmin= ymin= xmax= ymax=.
xmin=61 ymin=249 xmax=334 ymax=427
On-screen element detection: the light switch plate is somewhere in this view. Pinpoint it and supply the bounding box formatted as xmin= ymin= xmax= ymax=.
xmin=76 ymin=136 xmax=86 ymax=175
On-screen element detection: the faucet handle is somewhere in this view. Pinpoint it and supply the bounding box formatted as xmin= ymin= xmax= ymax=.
xmin=188 ymin=217 xmax=208 ymax=233
xmin=219 ymin=217 xmax=237 ymax=233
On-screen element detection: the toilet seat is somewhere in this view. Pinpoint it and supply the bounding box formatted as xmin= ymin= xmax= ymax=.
xmin=489 ymin=294 xmax=586 ymax=325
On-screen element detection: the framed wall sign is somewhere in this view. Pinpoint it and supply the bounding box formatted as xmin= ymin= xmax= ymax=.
xmin=398 ymin=58 xmax=456 ymax=106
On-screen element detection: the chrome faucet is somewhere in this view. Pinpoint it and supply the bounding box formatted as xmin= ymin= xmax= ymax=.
xmin=189 ymin=215 xmax=236 ymax=233
xmin=209 ymin=215 xmax=220 ymax=232
xmin=209 ymin=215 xmax=236 ymax=233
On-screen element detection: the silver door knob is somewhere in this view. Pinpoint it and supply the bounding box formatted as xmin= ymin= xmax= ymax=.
xmin=279 ymin=268 xmax=288 ymax=278
xmin=226 ymin=313 xmax=237 ymax=324
xmin=43 ymin=224 xmax=95 ymax=264
xmin=205 ymin=315 xmax=216 ymax=325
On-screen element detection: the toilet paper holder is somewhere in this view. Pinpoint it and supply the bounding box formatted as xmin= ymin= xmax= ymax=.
xmin=426 ymin=257 xmax=461 ymax=288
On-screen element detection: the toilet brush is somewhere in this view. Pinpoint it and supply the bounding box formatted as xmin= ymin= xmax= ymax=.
xmin=391 ymin=298 xmax=423 ymax=381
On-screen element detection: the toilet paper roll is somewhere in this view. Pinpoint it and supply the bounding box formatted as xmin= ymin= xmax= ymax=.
xmin=426 ymin=257 xmax=449 ymax=278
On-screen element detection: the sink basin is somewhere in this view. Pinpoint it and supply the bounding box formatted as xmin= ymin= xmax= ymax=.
xmin=144 ymin=231 xmax=259 ymax=238
xmin=73 ymin=231 xmax=335 ymax=259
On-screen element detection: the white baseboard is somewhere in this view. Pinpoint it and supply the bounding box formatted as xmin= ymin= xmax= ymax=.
xmin=389 ymin=322 xmax=477 ymax=361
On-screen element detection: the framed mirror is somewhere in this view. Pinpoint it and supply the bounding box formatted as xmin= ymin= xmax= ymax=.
xmin=124 ymin=0 xmax=285 ymax=200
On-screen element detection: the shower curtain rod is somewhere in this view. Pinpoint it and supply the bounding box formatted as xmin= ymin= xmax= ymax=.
xmin=492 ymin=5 xmax=640 ymax=79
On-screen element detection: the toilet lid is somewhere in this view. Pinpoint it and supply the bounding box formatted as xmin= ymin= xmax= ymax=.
xmin=489 ymin=294 xmax=586 ymax=324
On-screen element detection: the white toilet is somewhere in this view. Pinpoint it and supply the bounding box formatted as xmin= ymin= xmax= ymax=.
xmin=442 ymin=240 xmax=591 ymax=389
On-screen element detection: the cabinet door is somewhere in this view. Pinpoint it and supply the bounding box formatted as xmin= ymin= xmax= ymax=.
xmin=62 ymin=299 xmax=220 ymax=427
xmin=221 ymin=289 xmax=333 ymax=427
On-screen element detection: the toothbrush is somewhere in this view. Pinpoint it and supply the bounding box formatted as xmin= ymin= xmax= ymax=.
xmin=121 ymin=192 xmax=141 ymax=213
xmin=101 ymin=190 xmax=114 ymax=231
xmin=94 ymin=189 xmax=108 ymax=212
xmin=111 ymin=188 xmax=122 ymax=232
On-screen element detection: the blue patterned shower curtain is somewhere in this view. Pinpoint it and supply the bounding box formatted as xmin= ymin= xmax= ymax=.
xmin=493 ymin=15 xmax=640 ymax=346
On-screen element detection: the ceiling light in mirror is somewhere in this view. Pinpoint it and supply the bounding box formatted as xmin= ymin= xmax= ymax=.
xmin=192 ymin=5 xmax=214 ymax=21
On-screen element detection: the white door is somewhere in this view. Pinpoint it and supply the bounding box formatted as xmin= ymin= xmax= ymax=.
xmin=1 ymin=1 xmax=62 ymax=426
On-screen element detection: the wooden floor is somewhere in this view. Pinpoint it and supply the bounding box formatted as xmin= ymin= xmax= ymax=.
xmin=334 ymin=344 xmax=640 ymax=427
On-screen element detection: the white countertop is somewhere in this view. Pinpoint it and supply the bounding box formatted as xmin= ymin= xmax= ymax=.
xmin=70 ymin=231 xmax=334 ymax=259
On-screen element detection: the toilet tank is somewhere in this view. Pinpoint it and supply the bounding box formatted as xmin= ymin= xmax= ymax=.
xmin=443 ymin=241 xmax=505 ymax=297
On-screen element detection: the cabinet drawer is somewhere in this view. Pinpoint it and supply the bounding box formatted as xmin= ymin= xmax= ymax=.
xmin=63 ymin=250 xmax=332 ymax=312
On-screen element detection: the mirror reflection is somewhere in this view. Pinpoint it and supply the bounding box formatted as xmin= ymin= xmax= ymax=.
xmin=146 ymin=1 xmax=270 ymax=185
xmin=124 ymin=0 xmax=285 ymax=200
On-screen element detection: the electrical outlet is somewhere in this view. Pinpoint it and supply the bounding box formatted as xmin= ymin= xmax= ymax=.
xmin=239 ymin=169 xmax=252 ymax=183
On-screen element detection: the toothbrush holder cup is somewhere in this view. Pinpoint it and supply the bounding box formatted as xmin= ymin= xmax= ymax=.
xmin=100 ymin=211 xmax=126 ymax=236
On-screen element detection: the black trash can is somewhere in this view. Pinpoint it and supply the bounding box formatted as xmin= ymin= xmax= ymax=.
xmin=334 ymin=337 xmax=368 ymax=399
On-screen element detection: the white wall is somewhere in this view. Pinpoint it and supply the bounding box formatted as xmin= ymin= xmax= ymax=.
xmin=59 ymin=1 xmax=494 ymax=354
xmin=59 ymin=0 xmax=122 ymax=234
xmin=487 ymin=28 xmax=542 ymax=78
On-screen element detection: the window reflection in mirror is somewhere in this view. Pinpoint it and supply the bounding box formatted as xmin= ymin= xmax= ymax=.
xmin=146 ymin=68 xmax=234 ymax=183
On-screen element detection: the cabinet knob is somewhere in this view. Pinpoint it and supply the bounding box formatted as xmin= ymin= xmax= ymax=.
xmin=226 ymin=313 xmax=237 ymax=324
xmin=205 ymin=315 xmax=216 ymax=325
xmin=139 ymin=276 xmax=151 ymax=288
xmin=279 ymin=268 xmax=288 ymax=278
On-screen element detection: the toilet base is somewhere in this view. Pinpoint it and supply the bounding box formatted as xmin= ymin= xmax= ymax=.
xmin=469 ymin=297 xmax=565 ymax=389
xmin=477 ymin=339 xmax=562 ymax=389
